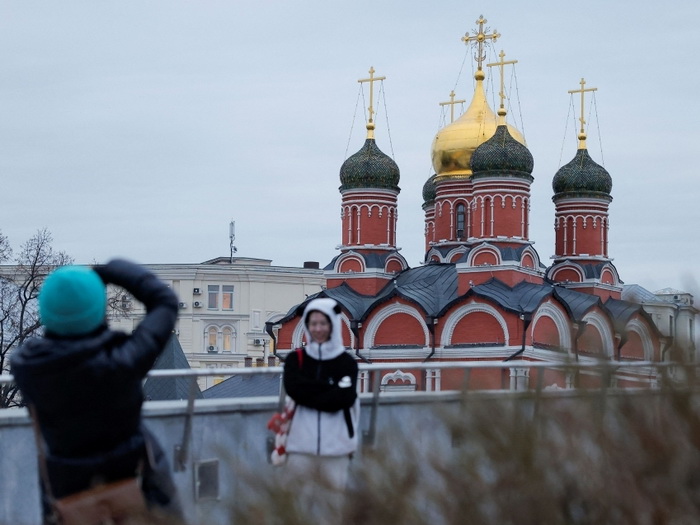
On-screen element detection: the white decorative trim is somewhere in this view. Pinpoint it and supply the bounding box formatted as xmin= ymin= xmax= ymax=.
xmin=550 ymin=264 xmax=585 ymax=282
xmin=381 ymin=369 xmax=417 ymax=391
xmin=381 ymin=369 xmax=416 ymax=385
xmin=443 ymin=245 xmax=468 ymax=263
xmin=425 ymin=368 xmax=442 ymax=392
xmin=581 ymin=311 xmax=615 ymax=357
xmin=384 ymin=255 xmax=408 ymax=273
xmin=335 ymin=253 xmax=366 ymax=273
xmin=532 ymin=301 xmax=572 ymax=352
xmin=626 ymin=318 xmax=655 ymax=360
xmin=291 ymin=319 xmax=305 ymax=348
xmin=466 ymin=243 xmax=501 ymax=266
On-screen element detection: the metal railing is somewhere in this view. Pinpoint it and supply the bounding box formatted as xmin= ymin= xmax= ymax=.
xmin=0 ymin=358 xmax=687 ymax=385
xmin=1 ymin=359 xmax=696 ymax=474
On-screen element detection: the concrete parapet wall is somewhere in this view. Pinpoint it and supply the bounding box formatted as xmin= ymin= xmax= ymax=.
xmin=0 ymin=391 xmax=461 ymax=525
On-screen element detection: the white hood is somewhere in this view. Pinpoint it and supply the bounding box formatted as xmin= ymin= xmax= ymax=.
xmin=301 ymin=298 xmax=346 ymax=360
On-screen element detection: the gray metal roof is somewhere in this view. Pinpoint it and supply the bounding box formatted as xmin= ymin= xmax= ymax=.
xmin=622 ymin=284 xmax=658 ymax=304
xmin=604 ymin=297 xmax=658 ymax=334
xmin=279 ymin=266 xmax=656 ymax=339
xmin=202 ymin=373 xmax=282 ymax=399
xmin=144 ymin=336 xmax=203 ymax=401
xmin=471 ymin=279 xmax=554 ymax=315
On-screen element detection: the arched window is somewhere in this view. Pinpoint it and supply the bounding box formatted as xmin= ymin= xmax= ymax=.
xmin=455 ymin=203 xmax=466 ymax=240
xmin=207 ymin=327 xmax=218 ymax=352
xmin=222 ymin=327 xmax=235 ymax=353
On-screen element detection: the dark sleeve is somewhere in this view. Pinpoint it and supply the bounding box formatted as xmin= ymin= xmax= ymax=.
xmin=284 ymin=351 xmax=358 ymax=413
xmin=94 ymin=259 xmax=178 ymax=375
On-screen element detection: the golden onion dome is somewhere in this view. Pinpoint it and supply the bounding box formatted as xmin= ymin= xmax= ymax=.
xmin=431 ymin=70 xmax=526 ymax=180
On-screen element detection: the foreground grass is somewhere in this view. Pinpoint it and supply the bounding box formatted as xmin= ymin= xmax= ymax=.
xmin=226 ymin=371 xmax=700 ymax=525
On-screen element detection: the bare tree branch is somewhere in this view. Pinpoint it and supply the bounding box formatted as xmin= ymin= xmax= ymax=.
xmin=0 ymin=229 xmax=73 ymax=408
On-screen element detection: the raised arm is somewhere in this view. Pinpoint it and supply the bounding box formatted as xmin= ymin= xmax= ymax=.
xmin=94 ymin=259 xmax=178 ymax=374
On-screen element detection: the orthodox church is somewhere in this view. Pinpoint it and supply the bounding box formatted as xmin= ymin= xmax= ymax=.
xmin=273 ymin=16 xmax=670 ymax=391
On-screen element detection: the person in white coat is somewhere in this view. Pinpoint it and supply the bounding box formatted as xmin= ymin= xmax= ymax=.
xmin=282 ymin=297 xmax=360 ymax=505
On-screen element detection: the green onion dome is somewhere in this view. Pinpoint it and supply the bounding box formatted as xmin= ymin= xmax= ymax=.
xmin=552 ymin=148 xmax=612 ymax=198
xmin=422 ymin=174 xmax=437 ymax=206
xmin=470 ymin=125 xmax=534 ymax=178
xmin=339 ymin=138 xmax=400 ymax=192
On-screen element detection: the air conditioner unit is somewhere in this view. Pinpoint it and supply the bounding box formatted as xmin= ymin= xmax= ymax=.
xmin=193 ymin=288 xmax=201 ymax=295
xmin=193 ymin=301 xmax=203 ymax=308
xmin=207 ymin=345 xmax=218 ymax=353
xmin=253 ymin=338 xmax=264 ymax=346
xmin=178 ymin=302 xmax=187 ymax=309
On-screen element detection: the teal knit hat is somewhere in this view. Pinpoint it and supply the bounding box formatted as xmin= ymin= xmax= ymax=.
xmin=39 ymin=266 xmax=106 ymax=336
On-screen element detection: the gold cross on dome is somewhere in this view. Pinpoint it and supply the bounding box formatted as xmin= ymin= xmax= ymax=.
xmin=358 ymin=67 xmax=386 ymax=125
xmin=439 ymin=90 xmax=466 ymax=123
xmin=568 ymin=77 xmax=597 ymax=136
xmin=486 ymin=50 xmax=518 ymax=111
xmin=462 ymin=15 xmax=500 ymax=71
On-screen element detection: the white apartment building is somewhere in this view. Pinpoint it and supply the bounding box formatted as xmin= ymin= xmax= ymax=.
xmin=108 ymin=257 xmax=325 ymax=375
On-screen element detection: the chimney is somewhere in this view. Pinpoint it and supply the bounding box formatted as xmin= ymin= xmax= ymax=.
xmin=268 ymin=356 xmax=277 ymax=367
xmin=256 ymin=358 xmax=264 ymax=367
xmin=244 ymin=356 xmax=253 ymax=367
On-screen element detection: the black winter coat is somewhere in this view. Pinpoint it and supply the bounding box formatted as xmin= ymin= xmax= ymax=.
xmin=11 ymin=259 xmax=180 ymax=509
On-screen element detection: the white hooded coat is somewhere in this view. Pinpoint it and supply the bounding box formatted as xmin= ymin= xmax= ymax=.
xmin=284 ymin=298 xmax=360 ymax=457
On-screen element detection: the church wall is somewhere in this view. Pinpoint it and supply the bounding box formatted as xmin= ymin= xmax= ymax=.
xmin=577 ymin=371 xmax=604 ymax=389
xmin=386 ymin=259 xmax=403 ymax=273
xmin=620 ymin=331 xmax=645 ymax=360
xmin=433 ymin=200 xmax=455 ymax=242
xmin=373 ymin=312 xmax=426 ymax=347
xmin=578 ymin=323 xmax=605 ymax=356
xmin=338 ymin=258 xmax=363 ymax=273
xmin=424 ymin=206 xmax=435 ymax=252
xmin=450 ymin=310 xmax=507 ymax=345
xmin=491 ymin=195 xmax=527 ymax=238
xmin=532 ymin=315 xmax=563 ymax=350
xmin=470 ymin=367 xmax=506 ymax=390
xmin=574 ymin=216 xmax=605 ymax=257
xmin=551 ymin=267 xmax=582 ymax=283
xmin=538 ymin=367 xmax=569 ymax=390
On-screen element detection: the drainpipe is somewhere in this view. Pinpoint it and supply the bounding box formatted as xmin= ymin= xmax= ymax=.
xmin=504 ymin=312 xmax=532 ymax=361
xmin=660 ymin=304 xmax=681 ymax=385
xmin=265 ymin=321 xmax=282 ymax=361
xmin=615 ymin=333 xmax=627 ymax=361
xmin=423 ymin=316 xmax=437 ymax=362
xmin=570 ymin=320 xmax=588 ymax=388
xmin=573 ymin=320 xmax=588 ymax=362
xmin=351 ymin=319 xmax=371 ymax=363
xmin=661 ymin=303 xmax=680 ymax=361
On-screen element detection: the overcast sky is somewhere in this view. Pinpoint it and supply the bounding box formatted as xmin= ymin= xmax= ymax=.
xmin=1 ymin=1 xmax=698 ymax=295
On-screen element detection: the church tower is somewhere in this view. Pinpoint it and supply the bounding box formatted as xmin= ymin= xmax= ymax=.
xmin=426 ymin=17 xmax=543 ymax=291
xmin=547 ymin=79 xmax=622 ymax=300
xmin=325 ymin=68 xmax=408 ymax=295
xmin=427 ymin=17 xmax=526 ymax=261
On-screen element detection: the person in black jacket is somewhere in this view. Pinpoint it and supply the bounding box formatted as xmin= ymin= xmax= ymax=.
xmin=282 ymin=297 xmax=359 ymax=514
xmin=11 ymin=259 xmax=183 ymax=524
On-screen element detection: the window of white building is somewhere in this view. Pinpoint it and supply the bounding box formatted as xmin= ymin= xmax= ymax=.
xmin=207 ymin=327 xmax=218 ymax=352
xmin=205 ymin=325 xmax=236 ymax=354
xmin=222 ymin=327 xmax=234 ymax=352
xmin=208 ymin=285 xmax=218 ymax=309
xmin=207 ymin=285 xmax=234 ymax=310
xmin=222 ymin=285 xmax=234 ymax=310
